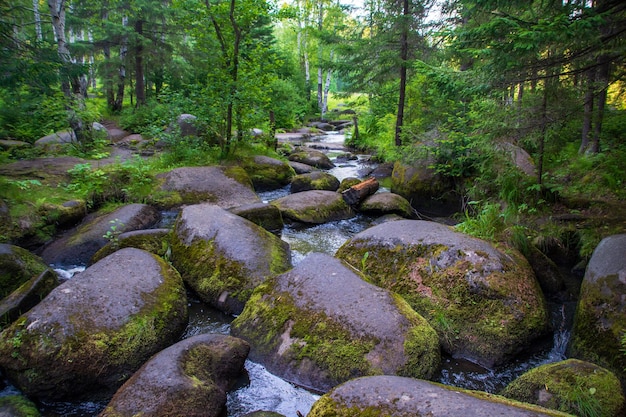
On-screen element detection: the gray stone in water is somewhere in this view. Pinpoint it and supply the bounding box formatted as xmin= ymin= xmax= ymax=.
xmin=308 ymin=375 xmax=572 ymax=417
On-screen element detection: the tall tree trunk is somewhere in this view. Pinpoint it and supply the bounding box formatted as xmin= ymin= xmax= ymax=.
xmin=322 ymin=50 xmax=333 ymax=118
xmin=33 ymin=0 xmax=43 ymax=41
xmin=316 ymin=0 xmax=323 ymax=115
xmin=114 ymin=15 xmax=128 ymax=112
xmin=225 ymin=0 xmax=242 ymax=153
xmin=579 ymin=67 xmax=595 ymax=154
xmin=591 ymin=58 xmax=610 ymax=154
xmin=394 ymin=0 xmax=409 ymax=147
xmin=134 ymin=19 xmax=146 ymax=107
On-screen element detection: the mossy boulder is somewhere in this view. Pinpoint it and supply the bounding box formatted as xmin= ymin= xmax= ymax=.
xmin=338 ymin=177 xmax=361 ymax=193
xmin=288 ymin=161 xmax=318 ymax=175
xmin=0 ymin=269 xmax=58 ymax=330
xmin=100 ymin=334 xmax=250 ymax=417
xmin=290 ymin=171 xmax=340 ymax=193
xmin=229 ymin=203 xmax=284 ymax=234
xmin=308 ymin=375 xmax=572 ymax=417
xmin=231 ymin=252 xmax=441 ymax=393
xmin=0 ymin=394 xmax=41 ymax=417
xmin=570 ymin=234 xmax=626 ymax=384
xmin=288 ymin=148 xmax=335 ymax=170
xmin=40 ymin=203 xmax=160 ymax=267
xmin=157 ymin=166 xmax=260 ymax=208
xmin=0 ymin=248 xmax=188 ymax=400
xmin=501 ymin=359 xmax=624 ymax=417
xmin=391 ymin=160 xmax=460 ymax=216
xmin=271 ymin=190 xmax=354 ymax=224
xmin=90 ymin=228 xmax=173 ymax=264
xmin=335 ymin=220 xmax=549 ymax=368
xmin=0 ymin=244 xmax=50 ymax=299
xmin=240 ymin=156 xmax=295 ymax=192
xmin=357 ymin=192 xmax=415 ymax=219
xmin=171 ymin=204 xmax=291 ymax=315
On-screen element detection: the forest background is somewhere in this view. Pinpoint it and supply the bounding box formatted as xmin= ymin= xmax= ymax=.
xmin=1 ymin=0 xmax=625 ymax=261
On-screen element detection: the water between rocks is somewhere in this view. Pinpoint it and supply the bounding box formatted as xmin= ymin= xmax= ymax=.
xmin=0 ymin=133 xmax=575 ymax=416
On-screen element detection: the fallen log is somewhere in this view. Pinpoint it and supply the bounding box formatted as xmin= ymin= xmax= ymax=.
xmin=342 ymin=177 xmax=379 ymax=206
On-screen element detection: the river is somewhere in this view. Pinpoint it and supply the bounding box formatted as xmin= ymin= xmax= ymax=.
xmin=0 ymin=132 xmax=574 ymax=416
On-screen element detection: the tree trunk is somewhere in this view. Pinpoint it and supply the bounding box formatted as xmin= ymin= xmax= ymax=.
xmin=322 ymin=50 xmax=333 ymax=118
xmin=114 ymin=15 xmax=128 ymax=112
xmin=579 ymin=67 xmax=595 ymax=154
xmin=34 ymin=0 xmax=43 ymax=41
xmin=394 ymin=0 xmax=409 ymax=147
xmin=342 ymin=178 xmax=379 ymax=206
xmin=316 ymin=0 xmax=323 ymax=115
xmin=591 ymin=57 xmax=610 ymax=154
xmin=225 ymin=0 xmax=242 ymax=153
xmin=134 ymin=19 xmax=146 ymax=107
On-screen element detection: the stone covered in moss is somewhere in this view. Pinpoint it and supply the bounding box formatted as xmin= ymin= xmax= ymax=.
xmin=229 ymin=203 xmax=284 ymax=234
xmin=290 ymin=172 xmax=340 ymax=193
xmin=0 ymin=244 xmax=50 ymax=299
xmin=240 ymin=155 xmax=295 ymax=192
xmin=0 ymin=394 xmax=41 ymax=417
xmin=171 ymin=204 xmax=291 ymax=314
xmin=231 ymin=253 xmax=440 ymax=393
xmin=308 ymin=375 xmax=571 ymax=417
xmin=571 ymin=234 xmax=626 ymax=386
xmin=501 ymin=359 xmax=624 ymax=417
xmin=100 ymin=334 xmax=250 ymax=417
xmin=40 ymin=203 xmax=161 ymax=267
xmin=90 ymin=228 xmax=173 ymax=264
xmin=157 ymin=166 xmax=260 ymax=208
xmin=288 ymin=148 xmax=335 ymax=170
xmin=357 ymin=192 xmax=415 ymax=219
xmin=391 ymin=160 xmax=460 ymax=216
xmin=271 ymin=190 xmax=354 ymax=224
xmin=0 ymin=248 xmax=188 ymax=400
xmin=0 ymin=269 xmax=58 ymax=330
xmin=336 ymin=220 xmax=549 ymax=368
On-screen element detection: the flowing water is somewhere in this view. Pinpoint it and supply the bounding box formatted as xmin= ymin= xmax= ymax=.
xmin=0 ymin=132 xmax=576 ymax=416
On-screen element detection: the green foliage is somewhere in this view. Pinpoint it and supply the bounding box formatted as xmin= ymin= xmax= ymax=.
xmin=103 ymin=219 xmax=125 ymax=249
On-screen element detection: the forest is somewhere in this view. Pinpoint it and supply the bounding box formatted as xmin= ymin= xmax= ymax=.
xmin=1 ymin=0 xmax=625 ymax=255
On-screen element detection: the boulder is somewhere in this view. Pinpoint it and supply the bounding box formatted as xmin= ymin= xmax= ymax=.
xmin=0 ymin=248 xmax=188 ymax=400
xmin=176 ymin=113 xmax=199 ymax=137
xmin=171 ymin=204 xmax=291 ymax=314
xmin=308 ymin=375 xmax=571 ymax=417
xmin=288 ymin=161 xmax=318 ymax=175
xmin=357 ymin=192 xmax=415 ymax=219
xmin=40 ymin=203 xmax=160 ymax=267
xmin=1 ymin=244 xmax=51 ymax=299
xmin=0 ymin=269 xmax=58 ymax=330
xmin=229 ymin=203 xmax=284 ymax=234
xmin=91 ymin=228 xmax=172 ymax=264
xmin=290 ymin=172 xmax=340 ymax=193
xmin=0 ymin=139 xmax=30 ymax=151
xmin=523 ymin=245 xmax=566 ymax=297
xmin=496 ymin=141 xmax=536 ymax=177
xmin=288 ymin=148 xmax=335 ymax=170
xmin=335 ymin=220 xmax=549 ymax=368
xmin=391 ymin=160 xmax=460 ymax=216
xmin=157 ymin=166 xmax=260 ymax=208
xmin=34 ymin=130 xmax=76 ymax=148
xmin=0 ymin=395 xmax=41 ymax=417
xmin=241 ymin=156 xmax=295 ymax=192
xmin=271 ymin=190 xmax=354 ymax=224
xmin=231 ymin=253 xmax=440 ymax=393
xmin=571 ymin=234 xmax=626 ymax=383
xmin=501 ymin=359 xmax=624 ymax=417
xmin=338 ymin=177 xmax=361 ymax=193
xmin=100 ymin=334 xmax=250 ymax=417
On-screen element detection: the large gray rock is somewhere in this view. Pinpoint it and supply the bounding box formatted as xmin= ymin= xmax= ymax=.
xmin=501 ymin=359 xmax=624 ymax=417
xmin=241 ymin=155 xmax=295 ymax=192
xmin=336 ymin=220 xmax=549 ymax=368
xmin=231 ymin=253 xmax=440 ymax=393
xmin=229 ymin=203 xmax=284 ymax=234
xmin=571 ymin=234 xmax=626 ymax=383
xmin=40 ymin=203 xmax=160 ymax=266
xmin=288 ymin=148 xmax=335 ymax=170
xmin=357 ymin=192 xmax=415 ymax=218
xmin=0 ymin=248 xmax=188 ymax=400
xmin=34 ymin=130 xmax=76 ymax=147
xmin=391 ymin=160 xmax=460 ymax=216
xmin=100 ymin=334 xmax=250 ymax=417
xmin=290 ymin=171 xmax=340 ymax=193
xmin=157 ymin=166 xmax=260 ymax=208
xmin=0 ymin=244 xmax=51 ymax=299
xmin=308 ymin=376 xmax=571 ymax=417
xmin=271 ymin=190 xmax=354 ymax=224
xmin=171 ymin=204 xmax=291 ymax=314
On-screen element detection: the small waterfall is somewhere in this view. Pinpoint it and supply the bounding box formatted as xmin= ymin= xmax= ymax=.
xmin=544 ymin=303 xmax=573 ymax=364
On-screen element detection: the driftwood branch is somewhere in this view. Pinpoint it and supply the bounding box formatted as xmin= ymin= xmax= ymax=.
xmin=342 ymin=177 xmax=379 ymax=206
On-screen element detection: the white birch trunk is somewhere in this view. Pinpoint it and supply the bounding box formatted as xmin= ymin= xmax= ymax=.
xmin=33 ymin=0 xmax=43 ymax=41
